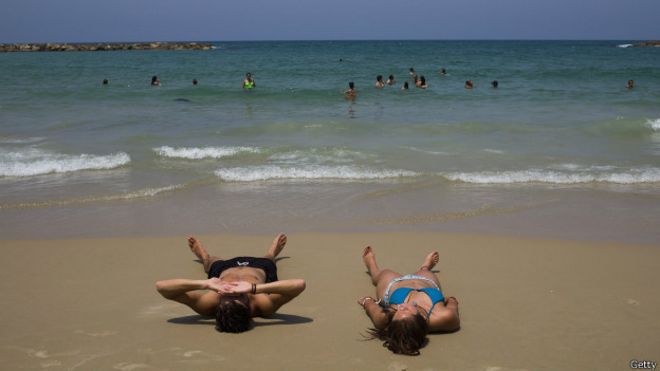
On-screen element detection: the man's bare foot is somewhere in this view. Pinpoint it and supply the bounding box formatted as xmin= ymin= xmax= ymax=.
xmin=420 ymin=251 xmax=439 ymax=271
xmin=188 ymin=236 xmax=210 ymax=262
xmin=265 ymin=234 xmax=287 ymax=260
xmin=362 ymin=246 xmax=376 ymax=268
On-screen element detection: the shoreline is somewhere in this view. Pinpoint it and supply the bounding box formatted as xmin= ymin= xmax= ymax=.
xmin=0 ymin=231 xmax=658 ymax=370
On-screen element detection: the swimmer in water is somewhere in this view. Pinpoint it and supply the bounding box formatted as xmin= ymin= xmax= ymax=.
xmin=102 ymin=79 xmax=108 ymax=85
xmin=192 ymin=79 xmax=198 ymax=86
xmin=344 ymin=81 xmax=357 ymax=99
xmin=626 ymin=80 xmax=634 ymax=90
xmin=416 ymin=76 xmax=427 ymax=89
xmin=401 ymin=82 xmax=409 ymax=90
xmin=375 ymin=75 xmax=385 ymax=88
xmin=438 ymin=68 xmax=447 ymax=76
xmin=386 ymin=75 xmax=395 ymax=86
xmin=491 ymin=80 xmax=498 ymax=88
xmin=151 ymin=75 xmax=161 ymax=86
xmin=464 ymin=80 xmax=474 ymax=89
xmin=243 ymin=73 xmax=255 ymax=90
xmin=409 ymin=68 xmax=417 ymax=82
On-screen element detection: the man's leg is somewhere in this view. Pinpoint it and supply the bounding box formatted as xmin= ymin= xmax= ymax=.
xmin=263 ymin=233 xmax=287 ymax=262
xmin=188 ymin=236 xmax=221 ymax=274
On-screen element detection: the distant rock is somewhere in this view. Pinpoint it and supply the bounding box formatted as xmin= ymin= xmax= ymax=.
xmin=633 ymin=41 xmax=660 ymax=47
xmin=0 ymin=42 xmax=215 ymax=52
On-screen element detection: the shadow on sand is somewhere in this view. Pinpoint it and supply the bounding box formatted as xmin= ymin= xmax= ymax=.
xmin=167 ymin=313 xmax=313 ymax=327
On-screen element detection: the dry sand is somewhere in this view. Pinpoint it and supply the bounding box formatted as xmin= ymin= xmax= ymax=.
xmin=0 ymin=232 xmax=658 ymax=370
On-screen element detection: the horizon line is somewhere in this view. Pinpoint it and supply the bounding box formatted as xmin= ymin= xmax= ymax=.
xmin=1 ymin=38 xmax=658 ymax=45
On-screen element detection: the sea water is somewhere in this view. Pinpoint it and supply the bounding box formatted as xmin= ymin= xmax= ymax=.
xmin=1 ymin=41 xmax=659 ymax=242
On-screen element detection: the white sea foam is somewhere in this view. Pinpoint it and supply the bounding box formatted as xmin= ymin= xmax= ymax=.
xmin=646 ymin=119 xmax=660 ymax=131
xmin=617 ymin=44 xmax=633 ymax=48
xmin=444 ymin=168 xmax=660 ymax=184
xmin=483 ymin=149 xmax=504 ymax=154
xmin=269 ymin=149 xmax=367 ymax=164
xmin=154 ymin=146 xmax=260 ymax=159
xmin=215 ymin=165 xmax=417 ymax=182
xmin=0 ymin=149 xmax=130 ymax=177
xmin=0 ymin=137 xmax=45 ymax=144
xmin=404 ymin=147 xmax=452 ymax=156
xmin=0 ymin=184 xmax=184 ymax=209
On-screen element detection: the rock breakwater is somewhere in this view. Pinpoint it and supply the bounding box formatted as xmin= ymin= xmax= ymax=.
xmin=0 ymin=42 xmax=214 ymax=52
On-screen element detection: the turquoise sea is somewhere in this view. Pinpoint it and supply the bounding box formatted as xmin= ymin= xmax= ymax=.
xmin=1 ymin=41 xmax=659 ymax=242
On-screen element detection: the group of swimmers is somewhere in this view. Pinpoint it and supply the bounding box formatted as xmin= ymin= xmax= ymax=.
xmin=344 ymin=67 xmax=501 ymax=98
xmin=102 ymin=69 xmax=637 ymax=95
xmin=101 ymin=72 xmax=254 ymax=89
xmin=156 ymin=234 xmax=460 ymax=356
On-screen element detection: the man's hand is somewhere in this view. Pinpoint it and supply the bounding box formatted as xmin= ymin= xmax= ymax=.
xmin=205 ymin=277 xmax=225 ymax=292
xmin=216 ymin=281 xmax=252 ymax=295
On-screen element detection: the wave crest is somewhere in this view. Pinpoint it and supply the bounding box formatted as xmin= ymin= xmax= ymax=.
xmin=0 ymin=150 xmax=130 ymax=177
xmin=444 ymin=167 xmax=660 ymax=184
xmin=646 ymin=118 xmax=660 ymax=131
xmin=154 ymin=146 xmax=260 ymax=159
xmin=215 ymin=165 xmax=417 ymax=182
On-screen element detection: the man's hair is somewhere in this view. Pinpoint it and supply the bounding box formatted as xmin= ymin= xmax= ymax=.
xmin=366 ymin=312 xmax=428 ymax=355
xmin=215 ymin=299 xmax=252 ymax=333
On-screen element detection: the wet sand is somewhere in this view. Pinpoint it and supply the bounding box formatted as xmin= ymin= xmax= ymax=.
xmin=0 ymin=232 xmax=658 ymax=370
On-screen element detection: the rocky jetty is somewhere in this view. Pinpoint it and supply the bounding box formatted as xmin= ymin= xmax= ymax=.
xmin=0 ymin=42 xmax=214 ymax=52
xmin=634 ymin=41 xmax=660 ymax=47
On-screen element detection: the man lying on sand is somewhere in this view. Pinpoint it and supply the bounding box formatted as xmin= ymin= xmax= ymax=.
xmin=358 ymin=246 xmax=460 ymax=355
xmin=156 ymin=234 xmax=306 ymax=333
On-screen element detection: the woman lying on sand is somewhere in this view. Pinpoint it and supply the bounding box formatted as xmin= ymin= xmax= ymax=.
xmin=358 ymin=246 xmax=460 ymax=355
xmin=156 ymin=234 xmax=306 ymax=333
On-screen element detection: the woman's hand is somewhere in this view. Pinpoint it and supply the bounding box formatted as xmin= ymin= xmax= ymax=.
xmin=357 ymin=296 xmax=376 ymax=308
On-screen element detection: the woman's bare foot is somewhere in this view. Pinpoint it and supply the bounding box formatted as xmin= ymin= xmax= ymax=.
xmin=265 ymin=234 xmax=287 ymax=260
xmin=362 ymin=246 xmax=383 ymax=284
xmin=362 ymin=246 xmax=376 ymax=268
xmin=188 ymin=236 xmax=210 ymax=262
xmin=420 ymin=251 xmax=439 ymax=271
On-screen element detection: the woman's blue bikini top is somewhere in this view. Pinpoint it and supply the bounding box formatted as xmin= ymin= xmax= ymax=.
xmin=389 ymin=287 xmax=445 ymax=305
xmin=382 ymin=274 xmax=446 ymax=317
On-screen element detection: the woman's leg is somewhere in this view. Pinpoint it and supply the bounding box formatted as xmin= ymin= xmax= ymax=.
xmin=362 ymin=246 xmax=402 ymax=297
xmin=188 ymin=236 xmax=221 ymax=273
xmin=263 ymin=233 xmax=287 ymax=262
xmin=412 ymin=251 xmax=442 ymax=289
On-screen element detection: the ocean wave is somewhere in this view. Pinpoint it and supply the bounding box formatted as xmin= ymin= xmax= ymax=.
xmin=444 ymin=167 xmax=660 ymax=184
xmin=617 ymin=44 xmax=633 ymax=48
xmin=404 ymin=147 xmax=452 ymax=156
xmin=215 ymin=165 xmax=417 ymax=182
xmin=646 ymin=118 xmax=660 ymax=131
xmin=154 ymin=146 xmax=260 ymax=159
xmin=0 ymin=184 xmax=184 ymax=209
xmin=0 ymin=149 xmax=130 ymax=177
xmin=0 ymin=137 xmax=45 ymax=144
xmin=269 ymin=148 xmax=370 ymax=164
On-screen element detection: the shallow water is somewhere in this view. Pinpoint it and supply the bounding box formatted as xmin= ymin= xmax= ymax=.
xmin=1 ymin=41 xmax=659 ymax=242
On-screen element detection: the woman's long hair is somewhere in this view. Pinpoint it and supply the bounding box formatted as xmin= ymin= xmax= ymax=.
xmin=366 ymin=308 xmax=429 ymax=355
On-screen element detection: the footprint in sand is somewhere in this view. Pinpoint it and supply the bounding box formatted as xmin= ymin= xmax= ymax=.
xmin=627 ymin=298 xmax=640 ymax=306
xmin=113 ymin=362 xmax=150 ymax=371
xmin=74 ymin=330 xmax=118 ymax=337
xmin=139 ymin=302 xmax=185 ymax=317
xmin=40 ymin=360 xmax=62 ymax=368
xmin=388 ymin=361 xmax=408 ymax=371
xmin=183 ymin=350 xmax=203 ymax=358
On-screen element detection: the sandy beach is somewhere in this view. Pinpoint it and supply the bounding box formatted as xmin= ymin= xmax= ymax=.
xmin=1 ymin=232 xmax=658 ymax=370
